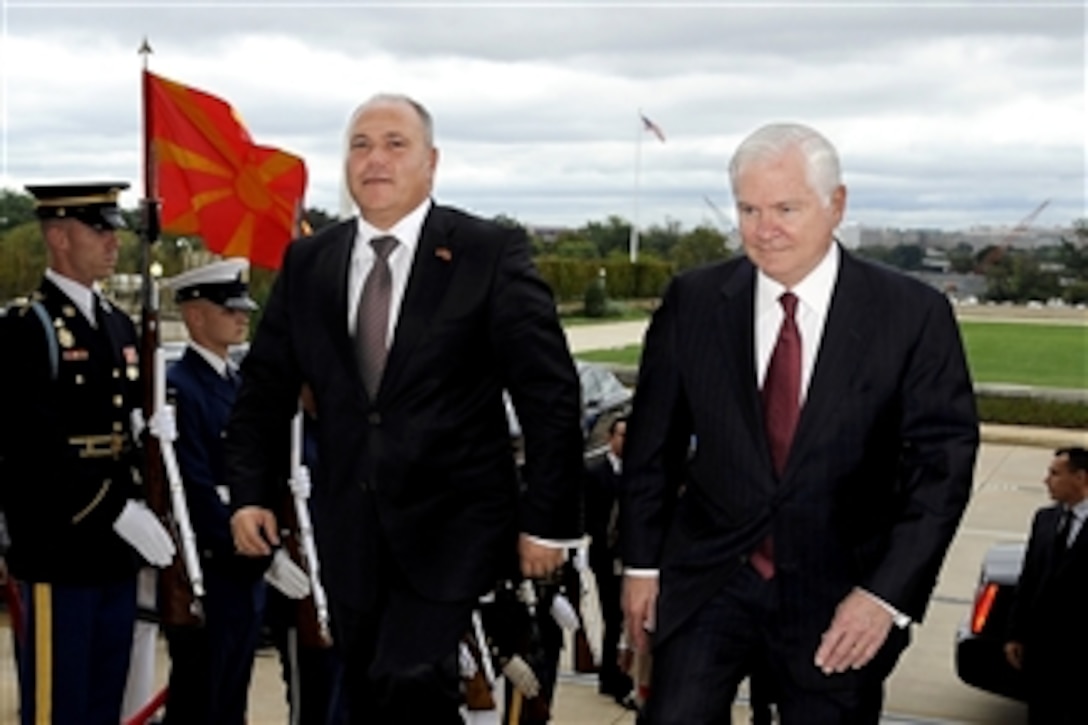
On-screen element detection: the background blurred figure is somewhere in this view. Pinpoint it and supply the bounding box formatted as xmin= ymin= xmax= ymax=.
xmin=0 ymin=182 xmax=174 ymax=724
xmin=584 ymin=417 xmax=635 ymax=708
xmin=1005 ymin=446 xmax=1088 ymax=725
xmin=159 ymin=259 xmax=306 ymax=724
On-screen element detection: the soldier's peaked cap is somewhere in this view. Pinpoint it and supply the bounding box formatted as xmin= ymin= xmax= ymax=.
xmin=163 ymin=258 xmax=258 ymax=311
xmin=25 ymin=181 xmax=130 ymax=231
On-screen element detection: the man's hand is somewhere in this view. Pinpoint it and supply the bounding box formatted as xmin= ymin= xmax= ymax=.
xmin=231 ymin=506 xmax=279 ymax=557
xmin=623 ymin=575 xmax=658 ymax=654
xmin=814 ymin=588 xmax=894 ymax=675
xmin=1004 ymin=641 xmax=1024 ymax=671
xmin=518 ymin=534 xmax=564 ymax=579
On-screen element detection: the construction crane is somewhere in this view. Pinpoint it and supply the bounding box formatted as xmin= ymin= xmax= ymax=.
xmin=977 ymin=199 xmax=1051 ymax=272
xmin=702 ymin=195 xmax=729 ymax=229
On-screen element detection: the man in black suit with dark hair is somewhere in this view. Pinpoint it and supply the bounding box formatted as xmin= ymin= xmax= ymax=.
xmin=225 ymin=93 xmax=584 ymax=724
xmin=1005 ymin=446 xmax=1088 ymax=725
xmin=585 ymin=416 xmax=634 ymax=707
xmin=621 ymin=122 xmax=978 ymax=724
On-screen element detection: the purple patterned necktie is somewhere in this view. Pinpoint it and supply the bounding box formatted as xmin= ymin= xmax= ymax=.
xmin=355 ymin=235 xmax=398 ymax=397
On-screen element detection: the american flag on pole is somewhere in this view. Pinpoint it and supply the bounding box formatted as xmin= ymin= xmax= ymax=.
xmin=640 ymin=113 xmax=666 ymax=143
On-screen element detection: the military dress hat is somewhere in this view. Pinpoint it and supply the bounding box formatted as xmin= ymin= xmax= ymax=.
xmin=164 ymin=258 xmax=259 ymax=311
xmin=25 ymin=181 xmax=130 ymax=231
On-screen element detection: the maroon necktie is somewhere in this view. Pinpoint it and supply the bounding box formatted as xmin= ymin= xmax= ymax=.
xmin=751 ymin=291 xmax=801 ymax=579
xmin=356 ymin=235 xmax=398 ymax=398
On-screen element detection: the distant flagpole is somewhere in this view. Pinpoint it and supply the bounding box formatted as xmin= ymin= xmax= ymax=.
xmin=631 ymin=111 xmax=666 ymax=264
xmin=630 ymin=111 xmax=644 ymax=264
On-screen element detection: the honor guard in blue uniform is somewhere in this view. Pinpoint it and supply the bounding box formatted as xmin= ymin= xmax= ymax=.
xmin=0 ymin=182 xmax=175 ymax=725
xmin=158 ymin=258 xmax=308 ymax=725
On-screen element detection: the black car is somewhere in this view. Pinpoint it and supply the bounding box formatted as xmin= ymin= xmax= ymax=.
xmin=954 ymin=541 xmax=1027 ymax=701
xmin=505 ymin=360 xmax=633 ymax=467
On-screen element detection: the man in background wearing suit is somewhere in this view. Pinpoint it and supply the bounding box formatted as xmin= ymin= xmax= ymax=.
xmin=225 ymin=94 xmax=585 ymax=724
xmin=1005 ymin=446 xmax=1088 ymax=725
xmin=621 ymin=123 xmax=978 ymax=724
xmin=584 ymin=416 xmax=635 ymax=707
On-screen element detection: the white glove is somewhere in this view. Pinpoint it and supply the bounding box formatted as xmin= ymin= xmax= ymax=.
xmin=502 ymin=655 xmax=540 ymax=698
xmin=458 ymin=641 xmax=478 ymax=679
xmin=114 ymin=501 xmax=175 ymax=567
xmin=264 ymin=549 xmax=311 ymax=599
xmin=148 ymin=406 xmax=178 ymax=443
xmin=289 ymin=465 xmax=312 ymax=500
xmin=578 ymin=566 xmax=604 ymax=666
xmin=550 ymin=592 xmax=580 ymax=632
xmin=130 ymin=409 xmax=146 ymax=440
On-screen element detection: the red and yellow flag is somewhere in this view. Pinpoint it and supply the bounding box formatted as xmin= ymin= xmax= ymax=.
xmin=145 ymin=70 xmax=307 ymax=269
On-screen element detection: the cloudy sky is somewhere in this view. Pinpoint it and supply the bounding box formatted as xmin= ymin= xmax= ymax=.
xmin=1 ymin=1 xmax=1084 ymax=233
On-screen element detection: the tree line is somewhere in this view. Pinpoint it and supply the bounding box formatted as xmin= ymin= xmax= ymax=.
xmin=2 ymin=188 xmax=1085 ymax=311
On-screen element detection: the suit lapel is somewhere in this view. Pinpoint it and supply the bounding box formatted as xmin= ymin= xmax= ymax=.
xmin=317 ymin=221 xmax=360 ymax=391
xmin=378 ymin=205 xmax=457 ymax=398
xmin=715 ymin=259 xmax=765 ymax=461
xmin=785 ymin=249 xmax=874 ymax=478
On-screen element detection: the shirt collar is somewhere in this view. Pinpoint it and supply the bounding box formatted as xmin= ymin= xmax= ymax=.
xmin=45 ymin=268 xmax=102 ymax=325
xmin=756 ymin=240 xmax=840 ymax=317
xmin=188 ymin=342 xmax=231 ymax=379
xmin=1069 ymin=498 xmax=1088 ymax=520
xmin=354 ymin=197 xmax=432 ymax=255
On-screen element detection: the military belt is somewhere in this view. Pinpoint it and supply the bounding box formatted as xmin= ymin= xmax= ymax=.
xmin=68 ymin=433 xmax=131 ymax=460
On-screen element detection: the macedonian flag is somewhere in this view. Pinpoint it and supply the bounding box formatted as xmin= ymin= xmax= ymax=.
xmin=145 ymin=70 xmax=307 ymax=269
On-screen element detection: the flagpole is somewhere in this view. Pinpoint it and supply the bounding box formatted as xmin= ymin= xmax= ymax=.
xmin=630 ymin=110 xmax=643 ymax=264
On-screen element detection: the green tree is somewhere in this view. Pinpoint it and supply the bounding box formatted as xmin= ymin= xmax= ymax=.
xmin=0 ymin=221 xmax=47 ymax=301
xmin=0 ymin=189 xmax=36 ymax=233
xmin=672 ymin=225 xmax=731 ymax=271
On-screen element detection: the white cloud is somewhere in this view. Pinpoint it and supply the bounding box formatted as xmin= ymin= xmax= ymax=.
xmin=2 ymin=1 xmax=1084 ymax=230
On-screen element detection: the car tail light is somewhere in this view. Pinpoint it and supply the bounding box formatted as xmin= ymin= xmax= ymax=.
xmin=971 ymin=582 xmax=1000 ymax=635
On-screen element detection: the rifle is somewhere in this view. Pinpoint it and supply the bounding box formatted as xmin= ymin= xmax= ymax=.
xmin=286 ymin=410 xmax=332 ymax=646
xmin=137 ymin=195 xmax=203 ymax=627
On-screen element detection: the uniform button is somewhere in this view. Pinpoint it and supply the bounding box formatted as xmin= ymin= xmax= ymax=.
xmin=113 ymin=395 xmax=123 ymax=407
xmin=113 ymin=422 xmax=123 ymax=432
xmin=112 ymin=369 xmax=121 ymax=379
xmin=75 ymin=374 xmax=84 ymax=385
xmin=367 ymin=412 xmax=381 ymax=425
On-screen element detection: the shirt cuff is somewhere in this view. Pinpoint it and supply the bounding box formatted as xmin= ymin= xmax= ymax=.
xmin=623 ymin=568 xmax=660 ymax=578
xmin=860 ymin=588 xmax=912 ymax=629
xmin=524 ymin=534 xmax=585 ymax=550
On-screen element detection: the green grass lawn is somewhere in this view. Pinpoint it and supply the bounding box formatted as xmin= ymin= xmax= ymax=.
xmin=960 ymin=321 xmax=1087 ymax=389
xmin=575 ymin=322 xmax=1088 ymax=390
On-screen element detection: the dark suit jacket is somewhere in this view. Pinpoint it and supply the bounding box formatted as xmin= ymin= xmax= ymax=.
xmin=621 ymin=247 xmax=978 ymax=690
xmin=226 ymin=204 xmax=584 ymax=610
xmin=585 ymin=456 xmax=622 ymax=576
xmin=1008 ymin=504 xmax=1088 ymax=672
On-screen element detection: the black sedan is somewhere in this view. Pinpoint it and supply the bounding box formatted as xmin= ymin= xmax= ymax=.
xmin=954 ymin=541 xmax=1027 ymax=701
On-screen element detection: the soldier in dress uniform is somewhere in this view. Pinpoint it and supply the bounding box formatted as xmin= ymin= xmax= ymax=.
xmin=157 ymin=258 xmax=308 ymax=725
xmin=0 ymin=181 xmax=175 ymax=725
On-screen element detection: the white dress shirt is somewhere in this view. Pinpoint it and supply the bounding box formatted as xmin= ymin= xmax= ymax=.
xmin=45 ymin=268 xmax=104 ymax=327
xmin=346 ymin=198 xmax=431 ymax=340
